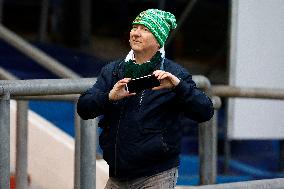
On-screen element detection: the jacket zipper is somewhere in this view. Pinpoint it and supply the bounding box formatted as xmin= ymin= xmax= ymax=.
xmin=139 ymin=90 xmax=145 ymax=108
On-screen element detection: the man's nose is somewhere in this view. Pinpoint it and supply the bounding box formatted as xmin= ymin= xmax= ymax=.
xmin=133 ymin=28 xmax=141 ymax=37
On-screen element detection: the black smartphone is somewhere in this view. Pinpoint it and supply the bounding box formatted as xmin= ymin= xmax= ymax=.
xmin=126 ymin=74 xmax=160 ymax=93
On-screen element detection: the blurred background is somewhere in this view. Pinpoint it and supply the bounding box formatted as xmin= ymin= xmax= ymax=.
xmin=1 ymin=0 xmax=229 ymax=82
xmin=1 ymin=0 xmax=284 ymax=188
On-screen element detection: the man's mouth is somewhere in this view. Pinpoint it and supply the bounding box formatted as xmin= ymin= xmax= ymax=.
xmin=133 ymin=40 xmax=141 ymax=43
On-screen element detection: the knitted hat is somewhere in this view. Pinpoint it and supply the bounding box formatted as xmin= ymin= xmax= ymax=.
xmin=132 ymin=9 xmax=177 ymax=47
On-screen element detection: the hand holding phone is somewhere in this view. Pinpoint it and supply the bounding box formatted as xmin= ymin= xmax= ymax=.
xmin=125 ymin=74 xmax=160 ymax=93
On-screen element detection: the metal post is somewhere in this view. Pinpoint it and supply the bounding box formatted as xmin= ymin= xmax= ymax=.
xmin=38 ymin=0 xmax=49 ymax=42
xmin=224 ymin=100 xmax=231 ymax=173
xmin=80 ymin=118 xmax=97 ymax=189
xmin=212 ymin=110 xmax=218 ymax=179
xmin=74 ymin=104 xmax=81 ymax=189
xmin=195 ymin=76 xmax=217 ymax=185
xmin=223 ymin=0 xmax=234 ymax=174
xmin=0 ymin=92 xmax=10 ymax=189
xmin=15 ymin=101 xmax=29 ymax=189
xmin=199 ymin=116 xmax=216 ymax=185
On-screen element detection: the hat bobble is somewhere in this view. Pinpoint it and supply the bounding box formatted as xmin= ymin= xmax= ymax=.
xmin=132 ymin=9 xmax=177 ymax=47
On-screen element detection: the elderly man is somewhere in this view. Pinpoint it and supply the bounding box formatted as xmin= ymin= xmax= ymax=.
xmin=77 ymin=9 xmax=213 ymax=189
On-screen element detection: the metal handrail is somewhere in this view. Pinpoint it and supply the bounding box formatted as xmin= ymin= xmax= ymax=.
xmin=0 ymin=23 xmax=82 ymax=187
xmin=0 ymin=67 xmax=18 ymax=80
xmin=0 ymin=67 xmax=29 ymax=189
xmin=178 ymin=178 xmax=284 ymax=189
xmin=0 ymin=24 xmax=80 ymax=78
xmin=212 ymin=84 xmax=284 ymax=175
xmin=0 ymin=78 xmax=95 ymax=96
xmin=213 ymin=85 xmax=284 ymax=100
xmin=0 ymin=76 xmax=219 ymax=189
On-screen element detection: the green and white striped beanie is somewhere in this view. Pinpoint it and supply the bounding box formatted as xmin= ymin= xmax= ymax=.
xmin=132 ymin=9 xmax=177 ymax=47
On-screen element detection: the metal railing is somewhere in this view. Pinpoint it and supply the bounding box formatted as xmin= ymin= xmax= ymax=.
xmin=178 ymin=178 xmax=284 ymax=189
xmin=0 ymin=24 xmax=80 ymax=79
xmin=0 ymin=22 xmax=85 ymax=188
xmin=0 ymin=67 xmax=18 ymax=80
xmin=212 ymin=85 xmax=284 ymax=173
xmin=212 ymin=85 xmax=284 ymax=100
xmin=2 ymin=73 xmax=284 ymax=189
xmin=0 ymin=70 xmax=31 ymax=189
xmin=175 ymin=85 xmax=284 ymax=189
xmin=0 ymin=77 xmax=220 ymax=189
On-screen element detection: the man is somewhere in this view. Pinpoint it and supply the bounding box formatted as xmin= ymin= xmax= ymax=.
xmin=77 ymin=9 xmax=213 ymax=189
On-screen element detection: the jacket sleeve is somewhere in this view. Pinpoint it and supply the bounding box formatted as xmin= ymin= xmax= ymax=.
xmin=173 ymin=69 xmax=214 ymax=123
xmin=77 ymin=65 xmax=114 ymax=120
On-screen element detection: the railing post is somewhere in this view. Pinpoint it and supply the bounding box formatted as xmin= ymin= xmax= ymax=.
xmin=15 ymin=100 xmax=29 ymax=189
xmin=212 ymin=110 xmax=218 ymax=179
xmin=80 ymin=118 xmax=97 ymax=189
xmin=0 ymin=92 xmax=10 ymax=189
xmin=199 ymin=116 xmax=216 ymax=185
xmin=193 ymin=76 xmax=217 ymax=185
xmin=224 ymin=101 xmax=231 ymax=173
xmin=74 ymin=103 xmax=81 ymax=189
xmin=198 ymin=79 xmax=217 ymax=185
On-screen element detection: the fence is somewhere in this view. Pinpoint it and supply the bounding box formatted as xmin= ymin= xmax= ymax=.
xmin=0 ymin=24 xmax=80 ymax=79
xmin=212 ymin=85 xmax=284 ymax=173
xmin=0 ymin=77 xmax=221 ymax=189
xmin=177 ymin=178 xmax=284 ymax=189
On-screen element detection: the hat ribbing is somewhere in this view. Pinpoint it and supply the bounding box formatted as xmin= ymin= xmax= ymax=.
xmin=132 ymin=9 xmax=177 ymax=47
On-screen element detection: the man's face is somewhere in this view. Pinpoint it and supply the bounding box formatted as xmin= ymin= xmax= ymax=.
xmin=129 ymin=24 xmax=160 ymax=53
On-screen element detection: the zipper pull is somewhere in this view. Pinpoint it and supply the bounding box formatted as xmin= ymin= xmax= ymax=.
xmin=139 ymin=90 xmax=145 ymax=107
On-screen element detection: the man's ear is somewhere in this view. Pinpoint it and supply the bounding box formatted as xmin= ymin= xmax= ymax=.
xmin=157 ymin=43 xmax=161 ymax=50
xmin=155 ymin=40 xmax=160 ymax=49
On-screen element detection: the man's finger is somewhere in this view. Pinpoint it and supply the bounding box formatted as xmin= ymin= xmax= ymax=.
xmin=152 ymin=86 xmax=164 ymax=90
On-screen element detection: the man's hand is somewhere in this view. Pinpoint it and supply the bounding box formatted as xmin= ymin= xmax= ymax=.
xmin=152 ymin=70 xmax=180 ymax=90
xmin=109 ymin=78 xmax=136 ymax=101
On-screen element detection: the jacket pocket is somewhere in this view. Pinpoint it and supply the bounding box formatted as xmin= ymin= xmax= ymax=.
xmin=98 ymin=116 xmax=113 ymax=148
xmin=99 ymin=128 xmax=114 ymax=165
xmin=99 ymin=128 xmax=111 ymax=149
xmin=135 ymin=130 xmax=170 ymax=164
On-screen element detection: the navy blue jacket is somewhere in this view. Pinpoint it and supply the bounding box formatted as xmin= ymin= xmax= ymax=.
xmin=77 ymin=58 xmax=214 ymax=180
